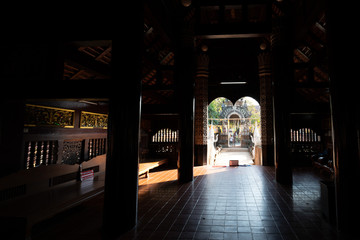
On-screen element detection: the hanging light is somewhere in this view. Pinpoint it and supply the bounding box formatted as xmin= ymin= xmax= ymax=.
xmin=220 ymin=82 xmax=247 ymax=85
xmin=260 ymin=42 xmax=267 ymax=50
xmin=181 ymin=0 xmax=191 ymax=7
xmin=201 ymin=44 xmax=208 ymax=52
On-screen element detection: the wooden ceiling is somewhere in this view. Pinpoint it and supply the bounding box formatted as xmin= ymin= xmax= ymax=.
xmin=143 ymin=7 xmax=176 ymax=105
xmin=63 ymin=42 xmax=112 ymax=80
xmin=62 ymin=0 xmax=329 ymax=112
xmin=293 ymin=10 xmax=329 ymax=104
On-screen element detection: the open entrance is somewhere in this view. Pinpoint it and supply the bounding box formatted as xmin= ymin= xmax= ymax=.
xmin=208 ymin=96 xmax=261 ymax=166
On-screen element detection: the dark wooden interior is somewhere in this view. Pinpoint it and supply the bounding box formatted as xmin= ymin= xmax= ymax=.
xmin=0 ymin=0 xmax=359 ymax=239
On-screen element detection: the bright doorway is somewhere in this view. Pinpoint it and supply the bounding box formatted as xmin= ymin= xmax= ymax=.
xmin=207 ymin=97 xmax=261 ymax=166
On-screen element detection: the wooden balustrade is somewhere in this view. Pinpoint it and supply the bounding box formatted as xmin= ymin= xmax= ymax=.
xmin=88 ymin=138 xmax=106 ymax=159
xmin=24 ymin=141 xmax=58 ymax=169
xmin=152 ymin=128 xmax=178 ymax=143
xmin=290 ymin=128 xmax=320 ymax=142
xmin=23 ymin=137 xmax=107 ymax=169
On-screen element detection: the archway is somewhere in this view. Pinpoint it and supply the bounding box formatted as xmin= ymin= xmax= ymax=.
xmin=207 ymin=96 xmax=261 ymax=166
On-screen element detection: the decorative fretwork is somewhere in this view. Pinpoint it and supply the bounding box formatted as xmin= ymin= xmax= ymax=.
xmin=62 ymin=140 xmax=84 ymax=165
xmin=195 ymin=53 xmax=209 ymax=146
xmin=24 ymin=140 xmax=58 ymax=169
xmin=80 ymin=111 xmax=108 ymax=129
xmin=290 ymin=128 xmax=321 ymax=142
xmin=152 ymin=128 xmax=178 ymax=143
xmin=24 ymin=104 xmax=75 ymax=128
xmin=88 ymin=138 xmax=106 ymax=160
xmin=220 ymin=106 xmax=251 ymax=120
xmin=258 ymin=52 xmax=273 ymax=147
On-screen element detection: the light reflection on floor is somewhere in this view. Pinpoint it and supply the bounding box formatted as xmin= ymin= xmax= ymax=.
xmin=138 ymin=166 xmax=229 ymax=186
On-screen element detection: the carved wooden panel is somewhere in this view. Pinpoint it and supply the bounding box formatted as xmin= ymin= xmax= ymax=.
xmin=88 ymin=138 xmax=107 ymax=159
xmin=62 ymin=140 xmax=84 ymax=165
xmin=195 ymin=77 xmax=208 ymax=146
xmin=80 ymin=111 xmax=108 ymax=129
xmin=24 ymin=140 xmax=58 ymax=169
xmin=24 ymin=104 xmax=75 ymax=128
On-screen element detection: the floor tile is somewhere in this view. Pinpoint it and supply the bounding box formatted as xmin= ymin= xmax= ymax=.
xmin=31 ymin=165 xmax=342 ymax=240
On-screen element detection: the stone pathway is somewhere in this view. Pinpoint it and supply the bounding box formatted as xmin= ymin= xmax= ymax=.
xmin=214 ymin=148 xmax=254 ymax=166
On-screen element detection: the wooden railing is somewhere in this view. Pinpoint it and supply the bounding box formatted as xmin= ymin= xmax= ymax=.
xmin=24 ymin=140 xmax=58 ymax=169
xmin=152 ymin=128 xmax=178 ymax=143
xmin=88 ymin=138 xmax=106 ymax=160
xmin=290 ymin=128 xmax=322 ymax=166
xmin=23 ymin=137 xmax=107 ymax=169
xmin=290 ymin=128 xmax=321 ymax=142
xmin=0 ymin=155 xmax=106 ymax=238
xmin=148 ymin=128 xmax=179 ymax=167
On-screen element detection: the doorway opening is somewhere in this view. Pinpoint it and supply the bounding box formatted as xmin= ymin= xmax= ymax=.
xmin=207 ymin=96 xmax=261 ymax=166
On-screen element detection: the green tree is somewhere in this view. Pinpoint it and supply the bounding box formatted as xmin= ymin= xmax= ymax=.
xmin=208 ymin=97 xmax=226 ymax=120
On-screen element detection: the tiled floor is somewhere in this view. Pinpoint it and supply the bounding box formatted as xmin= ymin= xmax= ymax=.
xmin=125 ymin=165 xmax=340 ymax=240
xmin=33 ymin=165 xmax=342 ymax=240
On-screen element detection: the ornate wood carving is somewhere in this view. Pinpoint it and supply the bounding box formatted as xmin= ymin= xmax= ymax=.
xmin=24 ymin=140 xmax=58 ymax=169
xmin=88 ymin=138 xmax=107 ymax=159
xmin=80 ymin=111 xmax=108 ymax=129
xmin=24 ymin=104 xmax=75 ymax=128
xmin=195 ymin=53 xmax=209 ymax=146
xmin=258 ymin=52 xmax=273 ymax=146
xmin=62 ymin=140 xmax=84 ymax=165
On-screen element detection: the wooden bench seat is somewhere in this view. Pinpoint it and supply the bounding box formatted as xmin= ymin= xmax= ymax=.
xmin=0 ymin=155 xmax=106 ymax=239
xmin=0 ymin=156 xmax=167 ymax=238
xmin=139 ymin=158 xmax=168 ymax=178
xmin=1 ymin=173 xmax=105 ymax=237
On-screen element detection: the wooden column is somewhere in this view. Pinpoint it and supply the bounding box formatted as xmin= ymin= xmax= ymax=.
xmin=176 ymin=15 xmax=195 ymax=183
xmin=257 ymin=51 xmax=274 ymax=166
xmin=102 ymin=39 xmax=142 ymax=238
xmin=0 ymin=41 xmax=63 ymax=177
xmin=327 ymin=2 xmax=360 ymax=236
xmin=271 ymin=3 xmax=293 ymax=184
xmin=0 ymin=100 xmax=25 ymax=177
xmin=194 ymin=51 xmax=209 ymax=166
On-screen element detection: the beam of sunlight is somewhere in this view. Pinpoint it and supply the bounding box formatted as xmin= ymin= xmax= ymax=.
xmin=138 ymin=166 xmax=230 ymax=186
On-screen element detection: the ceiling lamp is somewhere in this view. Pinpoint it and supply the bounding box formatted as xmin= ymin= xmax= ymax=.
xmin=201 ymin=44 xmax=208 ymax=52
xmin=260 ymin=42 xmax=267 ymax=50
xmin=220 ymin=82 xmax=247 ymax=85
xmin=181 ymin=0 xmax=191 ymax=7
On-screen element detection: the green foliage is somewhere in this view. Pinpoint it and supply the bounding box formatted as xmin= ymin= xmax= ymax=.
xmin=247 ymin=103 xmax=260 ymax=126
xmin=208 ymin=97 xmax=226 ymax=119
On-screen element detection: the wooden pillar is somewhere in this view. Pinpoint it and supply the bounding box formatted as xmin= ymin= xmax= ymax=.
xmin=176 ymin=14 xmax=195 ymax=183
xmin=0 ymin=41 xmax=63 ymax=177
xmin=0 ymin=100 xmax=25 ymax=177
xmin=327 ymin=2 xmax=360 ymax=236
xmin=102 ymin=38 xmax=142 ymax=238
xmin=194 ymin=51 xmax=209 ymax=166
xmin=271 ymin=3 xmax=293 ymax=184
xmin=257 ymin=51 xmax=274 ymax=166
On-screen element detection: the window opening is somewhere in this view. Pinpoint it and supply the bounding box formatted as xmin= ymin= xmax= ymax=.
xmin=207 ymin=97 xmax=260 ymax=166
xmin=290 ymin=128 xmax=321 ymax=142
xmin=152 ymin=128 xmax=179 ymax=143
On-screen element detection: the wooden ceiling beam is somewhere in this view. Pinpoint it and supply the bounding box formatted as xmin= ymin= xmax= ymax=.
xmin=143 ymin=84 xmax=176 ymax=91
xmin=64 ymin=45 xmax=111 ymax=78
xmin=196 ymin=0 xmax=271 ymax=7
xmin=144 ymin=3 xmax=174 ymax=47
xmin=69 ymin=40 xmax=112 ymax=48
xmin=142 ymin=104 xmax=179 ymax=115
xmin=64 ymin=59 xmax=110 ymax=80
xmin=142 ymin=90 xmax=173 ymax=104
xmin=196 ymin=22 xmax=271 ymax=37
